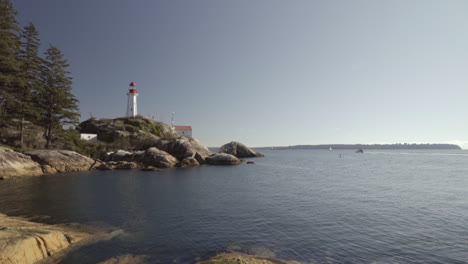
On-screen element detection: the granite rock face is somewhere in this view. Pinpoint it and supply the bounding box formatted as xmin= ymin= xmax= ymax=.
xmin=0 ymin=214 xmax=90 ymax=264
xmin=196 ymin=253 xmax=301 ymax=264
xmin=155 ymin=137 xmax=213 ymax=164
xmin=0 ymin=147 xmax=43 ymax=177
xmin=142 ymin=147 xmax=178 ymax=168
xmin=25 ymin=150 xmax=95 ymax=174
xmin=205 ymin=153 xmax=241 ymax=165
xmin=219 ymin=141 xmax=264 ymax=158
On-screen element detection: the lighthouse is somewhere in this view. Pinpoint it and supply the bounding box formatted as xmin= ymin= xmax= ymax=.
xmin=126 ymin=81 xmax=138 ymax=117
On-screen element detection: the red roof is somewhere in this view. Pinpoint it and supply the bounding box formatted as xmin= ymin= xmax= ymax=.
xmin=174 ymin=126 xmax=192 ymax=131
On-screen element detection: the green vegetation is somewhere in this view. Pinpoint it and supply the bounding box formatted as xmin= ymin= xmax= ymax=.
xmin=122 ymin=117 xmax=162 ymax=137
xmin=0 ymin=0 xmax=80 ymax=150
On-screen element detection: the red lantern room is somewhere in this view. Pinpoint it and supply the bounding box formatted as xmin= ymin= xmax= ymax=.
xmin=129 ymin=81 xmax=137 ymax=94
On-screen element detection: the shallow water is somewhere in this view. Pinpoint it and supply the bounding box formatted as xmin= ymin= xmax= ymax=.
xmin=1 ymin=149 xmax=467 ymax=263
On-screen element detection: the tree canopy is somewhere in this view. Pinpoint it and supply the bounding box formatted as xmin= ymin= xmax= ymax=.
xmin=0 ymin=0 xmax=80 ymax=149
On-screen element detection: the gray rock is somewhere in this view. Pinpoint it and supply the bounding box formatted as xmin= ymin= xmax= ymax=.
xmin=142 ymin=147 xmax=178 ymax=168
xmin=155 ymin=137 xmax=212 ymax=163
xmin=205 ymin=153 xmax=241 ymax=165
xmin=219 ymin=141 xmax=264 ymax=158
xmin=0 ymin=147 xmax=43 ymax=177
xmin=24 ymin=150 xmax=95 ymax=174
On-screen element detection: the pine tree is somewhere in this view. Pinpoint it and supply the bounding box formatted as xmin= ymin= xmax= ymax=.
xmin=17 ymin=22 xmax=42 ymax=146
xmin=0 ymin=0 xmax=23 ymax=125
xmin=38 ymin=45 xmax=80 ymax=148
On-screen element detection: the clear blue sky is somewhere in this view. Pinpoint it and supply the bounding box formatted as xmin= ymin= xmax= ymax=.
xmin=13 ymin=0 xmax=468 ymax=147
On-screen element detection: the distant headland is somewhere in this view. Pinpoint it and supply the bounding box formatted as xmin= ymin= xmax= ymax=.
xmin=258 ymin=144 xmax=462 ymax=150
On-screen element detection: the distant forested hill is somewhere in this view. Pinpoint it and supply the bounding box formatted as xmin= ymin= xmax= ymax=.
xmin=258 ymin=144 xmax=461 ymax=150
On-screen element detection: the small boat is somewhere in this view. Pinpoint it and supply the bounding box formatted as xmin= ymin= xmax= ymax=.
xmin=355 ymin=149 xmax=364 ymax=153
xmin=329 ymin=147 xmax=332 ymax=151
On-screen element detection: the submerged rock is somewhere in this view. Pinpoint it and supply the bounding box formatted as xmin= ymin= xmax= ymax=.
xmin=219 ymin=141 xmax=264 ymax=158
xmin=196 ymin=253 xmax=301 ymax=264
xmin=205 ymin=153 xmax=241 ymax=165
xmin=97 ymin=254 xmax=150 ymax=264
xmin=0 ymin=147 xmax=43 ymax=177
xmin=25 ymin=150 xmax=95 ymax=174
xmin=140 ymin=166 xmax=160 ymax=171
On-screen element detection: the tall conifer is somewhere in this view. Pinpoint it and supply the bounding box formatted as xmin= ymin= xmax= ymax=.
xmin=0 ymin=0 xmax=22 ymax=124
xmin=17 ymin=22 xmax=42 ymax=146
xmin=38 ymin=45 xmax=80 ymax=148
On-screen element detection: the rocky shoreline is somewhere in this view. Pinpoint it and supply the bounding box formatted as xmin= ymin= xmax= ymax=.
xmin=0 ymin=140 xmax=263 ymax=178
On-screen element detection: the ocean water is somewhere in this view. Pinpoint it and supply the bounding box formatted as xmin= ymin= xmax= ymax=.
xmin=0 ymin=149 xmax=467 ymax=264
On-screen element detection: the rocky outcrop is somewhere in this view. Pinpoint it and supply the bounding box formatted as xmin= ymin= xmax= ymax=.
xmin=155 ymin=137 xmax=213 ymax=164
xmin=25 ymin=150 xmax=96 ymax=174
xmin=196 ymin=253 xmax=301 ymax=264
xmin=0 ymin=213 xmax=91 ymax=264
xmin=79 ymin=116 xmax=179 ymax=143
xmin=105 ymin=148 xmax=178 ymax=168
xmin=0 ymin=147 xmax=43 ymax=177
xmin=219 ymin=141 xmax=264 ymax=158
xmin=205 ymin=153 xmax=241 ymax=165
xmin=142 ymin=147 xmax=178 ymax=168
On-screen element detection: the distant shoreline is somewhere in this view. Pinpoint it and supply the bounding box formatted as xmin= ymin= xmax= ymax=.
xmin=255 ymin=144 xmax=461 ymax=150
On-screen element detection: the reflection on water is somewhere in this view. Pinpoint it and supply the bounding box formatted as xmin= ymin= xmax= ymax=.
xmin=1 ymin=149 xmax=468 ymax=263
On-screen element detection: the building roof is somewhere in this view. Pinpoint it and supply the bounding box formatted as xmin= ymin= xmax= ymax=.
xmin=174 ymin=126 xmax=192 ymax=131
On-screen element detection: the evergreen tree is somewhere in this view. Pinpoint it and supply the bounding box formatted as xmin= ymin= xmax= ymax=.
xmin=0 ymin=0 xmax=23 ymax=124
xmin=17 ymin=22 xmax=42 ymax=146
xmin=38 ymin=45 xmax=80 ymax=148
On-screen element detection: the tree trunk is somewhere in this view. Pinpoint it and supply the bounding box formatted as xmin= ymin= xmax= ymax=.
xmin=20 ymin=115 xmax=24 ymax=147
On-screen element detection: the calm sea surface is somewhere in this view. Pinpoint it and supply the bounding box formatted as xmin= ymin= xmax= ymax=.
xmin=0 ymin=149 xmax=467 ymax=264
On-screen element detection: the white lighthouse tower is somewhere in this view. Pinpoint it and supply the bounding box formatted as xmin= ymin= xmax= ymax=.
xmin=126 ymin=81 xmax=138 ymax=117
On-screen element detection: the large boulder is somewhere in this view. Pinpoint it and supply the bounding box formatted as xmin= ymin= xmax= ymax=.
xmin=196 ymin=253 xmax=301 ymax=264
xmin=0 ymin=147 xmax=43 ymax=177
xmin=219 ymin=141 xmax=264 ymax=158
xmin=155 ymin=137 xmax=213 ymax=164
xmin=0 ymin=213 xmax=91 ymax=264
xmin=205 ymin=153 xmax=241 ymax=165
xmin=25 ymin=150 xmax=95 ymax=174
xmin=142 ymin=147 xmax=178 ymax=168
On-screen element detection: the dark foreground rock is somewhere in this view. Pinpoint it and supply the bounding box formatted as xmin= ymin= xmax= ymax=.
xmin=205 ymin=153 xmax=241 ymax=165
xmin=219 ymin=141 xmax=264 ymax=158
xmin=196 ymin=253 xmax=301 ymax=264
xmin=0 ymin=147 xmax=43 ymax=177
xmin=0 ymin=214 xmax=91 ymax=264
xmin=25 ymin=150 xmax=96 ymax=174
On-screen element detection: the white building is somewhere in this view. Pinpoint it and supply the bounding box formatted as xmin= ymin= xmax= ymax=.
xmin=174 ymin=126 xmax=192 ymax=137
xmin=80 ymin=133 xmax=97 ymax=141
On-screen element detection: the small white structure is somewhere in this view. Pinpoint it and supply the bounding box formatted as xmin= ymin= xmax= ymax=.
xmin=126 ymin=81 xmax=138 ymax=117
xmin=174 ymin=126 xmax=192 ymax=136
xmin=80 ymin=133 xmax=97 ymax=141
